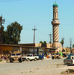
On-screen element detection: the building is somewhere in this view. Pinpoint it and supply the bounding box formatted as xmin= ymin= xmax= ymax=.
xmin=51 ymin=2 xmax=61 ymax=52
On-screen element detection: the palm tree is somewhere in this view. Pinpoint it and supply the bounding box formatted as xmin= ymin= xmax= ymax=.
xmin=60 ymin=38 xmax=64 ymax=51
xmin=73 ymin=44 xmax=74 ymax=48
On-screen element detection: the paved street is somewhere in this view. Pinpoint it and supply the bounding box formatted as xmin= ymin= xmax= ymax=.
xmin=0 ymin=58 xmax=74 ymax=75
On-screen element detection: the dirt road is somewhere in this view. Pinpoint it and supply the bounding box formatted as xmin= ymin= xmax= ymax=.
xmin=0 ymin=58 xmax=73 ymax=75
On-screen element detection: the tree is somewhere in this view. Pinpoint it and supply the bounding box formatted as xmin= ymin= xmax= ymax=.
xmin=2 ymin=31 xmax=9 ymax=44
xmin=6 ymin=21 xmax=23 ymax=44
xmin=39 ymin=41 xmax=47 ymax=44
xmin=39 ymin=41 xmax=43 ymax=43
xmin=44 ymin=41 xmax=47 ymax=44
xmin=60 ymin=39 xmax=64 ymax=50
xmin=0 ymin=25 xmax=5 ymax=44
xmin=49 ymin=41 xmax=51 ymax=43
xmin=73 ymin=44 xmax=74 ymax=48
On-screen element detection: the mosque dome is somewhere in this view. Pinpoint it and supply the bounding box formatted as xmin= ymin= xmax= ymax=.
xmin=53 ymin=2 xmax=58 ymax=7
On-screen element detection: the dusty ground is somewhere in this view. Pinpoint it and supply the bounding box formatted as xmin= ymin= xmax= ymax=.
xmin=0 ymin=58 xmax=74 ymax=75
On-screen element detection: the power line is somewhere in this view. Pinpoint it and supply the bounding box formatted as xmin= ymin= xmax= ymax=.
xmin=37 ymin=29 xmax=48 ymax=35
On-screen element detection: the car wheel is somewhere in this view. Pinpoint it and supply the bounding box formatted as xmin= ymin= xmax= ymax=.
xmin=57 ymin=56 xmax=59 ymax=59
xmin=26 ymin=58 xmax=30 ymax=61
xmin=19 ymin=58 xmax=22 ymax=63
xmin=41 ymin=58 xmax=43 ymax=60
xmin=67 ymin=63 xmax=70 ymax=66
xmin=34 ymin=58 xmax=37 ymax=61
xmin=10 ymin=60 xmax=13 ymax=63
xmin=52 ymin=56 xmax=54 ymax=59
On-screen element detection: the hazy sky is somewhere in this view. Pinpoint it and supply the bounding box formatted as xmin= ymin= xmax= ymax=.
xmin=0 ymin=0 xmax=74 ymax=47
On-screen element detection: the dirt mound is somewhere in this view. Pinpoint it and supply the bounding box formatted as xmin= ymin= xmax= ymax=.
xmin=61 ymin=69 xmax=74 ymax=74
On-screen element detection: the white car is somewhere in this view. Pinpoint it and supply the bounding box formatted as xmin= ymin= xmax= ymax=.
xmin=22 ymin=54 xmax=39 ymax=61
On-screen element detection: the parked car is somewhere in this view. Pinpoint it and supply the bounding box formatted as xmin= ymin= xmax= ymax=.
xmin=22 ymin=54 xmax=39 ymax=61
xmin=64 ymin=53 xmax=74 ymax=66
xmin=22 ymin=56 xmax=26 ymax=61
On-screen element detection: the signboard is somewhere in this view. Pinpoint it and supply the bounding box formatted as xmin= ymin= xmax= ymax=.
xmin=0 ymin=45 xmax=12 ymax=51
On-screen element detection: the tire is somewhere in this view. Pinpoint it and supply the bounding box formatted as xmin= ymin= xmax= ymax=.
xmin=26 ymin=58 xmax=30 ymax=61
xmin=19 ymin=58 xmax=22 ymax=63
xmin=52 ymin=56 xmax=54 ymax=59
xmin=57 ymin=56 xmax=59 ymax=59
xmin=34 ymin=58 xmax=37 ymax=61
xmin=41 ymin=58 xmax=43 ymax=60
xmin=10 ymin=59 xmax=13 ymax=63
xmin=67 ymin=63 xmax=70 ymax=66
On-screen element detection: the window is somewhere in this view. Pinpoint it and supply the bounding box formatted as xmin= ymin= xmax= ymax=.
xmin=16 ymin=54 xmax=21 ymax=55
xmin=11 ymin=54 xmax=15 ymax=56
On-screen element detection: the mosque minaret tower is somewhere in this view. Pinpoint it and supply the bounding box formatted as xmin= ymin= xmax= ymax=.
xmin=51 ymin=2 xmax=60 ymax=52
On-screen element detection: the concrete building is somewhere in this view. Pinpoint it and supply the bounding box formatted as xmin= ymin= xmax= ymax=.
xmin=35 ymin=43 xmax=62 ymax=54
xmin=51 ymin=2 xmax=60 ymax=52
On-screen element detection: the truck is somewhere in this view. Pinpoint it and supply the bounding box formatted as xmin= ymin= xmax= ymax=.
xmin=10 ymin=51 xmax=22 ymax=63
xmin=52 ymin=53 xmax=61 ymax=59
xmin=22 ymin=54 xmax=39 ymax=61
xmin=64 ymin=53 xmax=74 ymax=66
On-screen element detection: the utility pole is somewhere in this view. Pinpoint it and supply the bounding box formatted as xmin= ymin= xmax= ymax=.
xmin=32 ymin=26 xmax=37 ymax=55
xmin=70 ymin=38 xmax=72 ymax=53
xmin=49 ymin=32 xmax=52 ymax=44
xmin=48 ymin=32 xmax=52 ymax=53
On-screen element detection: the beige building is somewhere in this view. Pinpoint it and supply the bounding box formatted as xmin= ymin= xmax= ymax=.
xmin=0 ymin=43 xmax=62 ymax=57
xmin=35 ymin=43 xmax=62 ymax=54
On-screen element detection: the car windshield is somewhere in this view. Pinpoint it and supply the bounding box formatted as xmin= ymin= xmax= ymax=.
xmin=70 ymin=53 xmax=74 ymax=56
xmin=35 ymin=55 xmax=37 ymax=56
xmin=11 ymin=54 xmax=15 ymax=56
xmin=30 ymin=55 xmax=32 ymax=57
xmin=67 ymin=53 xmax=74 ymax=59
xmin=27 ymin=55 xmax=32 ymax=57
xmin=27 ymin=55 xmax=30 ymax=56
xmin=16 ymin=54 xmax=21 ymax=55
xmin=67 ymin=54 xmax=71 ymax=59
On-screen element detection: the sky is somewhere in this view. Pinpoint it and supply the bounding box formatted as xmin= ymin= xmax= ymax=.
xmin=0 ymin=0 xmax=74 ymax=47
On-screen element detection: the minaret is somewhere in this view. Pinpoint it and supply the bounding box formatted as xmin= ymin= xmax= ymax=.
xmin=51 ymin=2 xmax=60 ymax=52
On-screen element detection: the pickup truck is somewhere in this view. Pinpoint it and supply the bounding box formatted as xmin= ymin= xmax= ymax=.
xmin=64 ymin=53 xmax=74 ymax=66
xmin=22 ymin=54 xmax=39 ymax=61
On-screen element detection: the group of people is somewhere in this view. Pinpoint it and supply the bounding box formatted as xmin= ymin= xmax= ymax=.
xmin=63 ymin=53 xmax=68 ymax=57
xmin=1 ymin=55 xmax=6 ymax=60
